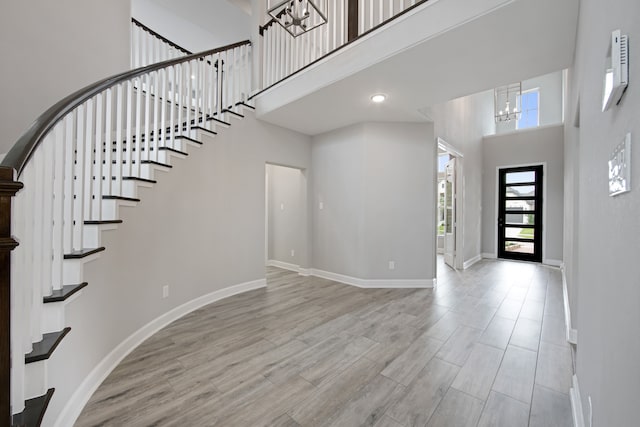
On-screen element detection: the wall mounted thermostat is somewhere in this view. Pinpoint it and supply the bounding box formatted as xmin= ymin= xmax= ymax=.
xmin=602 ymin=29 xmax=629 ymax=112
xmin=609 ymin=133 xmax=631 ymax=196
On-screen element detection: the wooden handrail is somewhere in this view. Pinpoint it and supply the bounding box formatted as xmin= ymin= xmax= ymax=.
xmin=1 ymin=39 xmax=250 ymax=177
xmin=131 ymin=18 xmax=193 ymax=55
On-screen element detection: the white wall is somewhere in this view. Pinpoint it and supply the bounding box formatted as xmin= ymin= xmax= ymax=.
xmin=431 ymin=90 xmax=495 ymax=265
xmin=482 ymin=125 xmax=565 ymax=263
xmin=43 ymin=113 xmax=312 ymax=426
xmin=267 ymin=164 xmax=304 ymax=267
xmin=565 ymin=0 xmax=640 ymax=424
xmin=132 ymin=0 xmax=251 ymax=53
xmin=0 ymin=0 xmax=131 ymax=155
xmin=311 ymin=122 xmax=436 ymax=281
xmin=496 ymin=70 xmax=565 ymax=134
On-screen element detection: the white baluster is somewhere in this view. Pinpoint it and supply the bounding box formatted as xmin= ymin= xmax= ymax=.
xmin=124 ymin=82 xmax=133 ymax=177
xmin=63 ymin=114 xmax=74 ymax=254
xmin=103 ymin=88 xmax=113 ymax=196
xmin=207 ymin=55 xmax=215 ymax=118
xmin=83 ymin=98 xmax=94 ymax=221
xmin=41 ymin=136 xmax=54 ymax=298
xmin=185 ymin=62 xmax=192 ymax=133
xmin=12 ymin=172 xmax=26 ymax=413
xmin=152 ymin=71 xmax=160 ymax=162
xmin=31 ymin=148 xmax=44 ymax=343
xmin=73 ymin=106 xmax=85 ymax=250
xmin=143 ymin=75 xmax=151 ymax=161
xmin=93 ymin=93 xmax=104 ymax=221
xmin=177 ymin=65 xmax=184 ymax=139
xmin=134 ymin=79 xmax=142 ymax=177
xmin=160 ymin=70 xmax=167 ymax=149
xmin=169 ymin=66 xmax=177 ymax=149
xmin=52 ymin=122 xmax=65 ymax=291
xmin=114 ymin=85 xmax=124 ymax=195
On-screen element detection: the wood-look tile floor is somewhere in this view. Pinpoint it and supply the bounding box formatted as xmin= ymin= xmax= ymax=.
xmin=76 ymin=259 xmax=574 ymax=426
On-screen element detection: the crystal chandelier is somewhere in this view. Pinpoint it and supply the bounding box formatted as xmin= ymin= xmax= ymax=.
xmin=494 ymin=82 xmax=522 ymax=123
xmin=268 ymin=0 xmax=328 ymax=37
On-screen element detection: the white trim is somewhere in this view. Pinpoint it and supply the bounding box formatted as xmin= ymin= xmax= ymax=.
xmin=311 ymin=269 xmax=434 ymax=289
xmin=482 ymin=252 xmax=497 ymax=259
xmin=432 ymin=278 xmax=438 ymax=288
xmin=463 ymin=254 xmax=482 ymax=269
xmin=298 ymin=268 xmax=311 ymax=277
xmin=543 ymin=258 xmax=563 ymax=267
xmin=266 ymin=259 xmax=300 ymax=272
xmin=561 ymin=263 xmax=578 ymax=345
xmin=570 ymin=375 xmax=586 ymax=427
xmin=53 ymin=278 xmax=266 ymax=427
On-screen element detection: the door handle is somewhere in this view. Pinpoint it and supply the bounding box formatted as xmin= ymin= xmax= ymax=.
xmin=498 ymin=218 xmax=504 ymax=227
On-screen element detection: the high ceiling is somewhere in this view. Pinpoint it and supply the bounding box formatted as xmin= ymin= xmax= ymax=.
xmin=254 ymin=0 xmax=580 ymax=136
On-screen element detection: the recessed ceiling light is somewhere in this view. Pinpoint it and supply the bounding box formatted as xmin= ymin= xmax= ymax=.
xmin=371 ymin=94 xmax=386 ymax=103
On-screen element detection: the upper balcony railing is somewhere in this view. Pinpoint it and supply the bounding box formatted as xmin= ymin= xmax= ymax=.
xmin=131 ymin=18 xmax=192 ymax=68
xmin=259 ymin=0 xmax=429 ymax=90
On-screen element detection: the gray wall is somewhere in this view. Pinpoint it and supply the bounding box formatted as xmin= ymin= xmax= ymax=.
xmin=132 ymin=0 xmax=251 ymax=53
xmin=0 ymin=0 xmax=131 ymax=155
xmin=431 ymin=90 xmax=495 ymax=265
xmin=496 ymin=70 xmax=564 ymax=134
xmin=267 ymin=164 xmax=304 ymax=266
xmin=565 ymin=0 xmax=640 ymax=424
xmin=311 ymin=122 xmax=436 ymax=280
xmin=482 ymin=125 xmax=565 ymax=263
xmin=44 ymin=113 xmax=312 ymax=425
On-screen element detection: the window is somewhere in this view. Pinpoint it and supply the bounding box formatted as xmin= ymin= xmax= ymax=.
xmin=517 ymin=89 xmax=539 ymax=129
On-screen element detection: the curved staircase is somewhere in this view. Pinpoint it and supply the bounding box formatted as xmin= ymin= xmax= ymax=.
xmin=1 ymin=36 xmax=253 ymax=426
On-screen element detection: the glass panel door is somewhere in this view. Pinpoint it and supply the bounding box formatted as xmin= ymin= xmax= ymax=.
xmin=498 ymin=165 xmax=543 ymax=262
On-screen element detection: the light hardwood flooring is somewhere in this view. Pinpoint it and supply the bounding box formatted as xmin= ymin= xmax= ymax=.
xmin=76 ymin=258 xmax=574 ymax=426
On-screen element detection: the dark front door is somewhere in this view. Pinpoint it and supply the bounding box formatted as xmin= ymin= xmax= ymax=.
xmin=498 ymin=165 xmax=543 ymax=262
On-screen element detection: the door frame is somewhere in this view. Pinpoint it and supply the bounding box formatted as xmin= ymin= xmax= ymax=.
xmin=493 ymin=162 xmax=547 ymax=262
xmin=437 ymin=138 xmax=464 ymax=270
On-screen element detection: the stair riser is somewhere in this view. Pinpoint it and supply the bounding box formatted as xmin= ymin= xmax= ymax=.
xmin=24 ymin=362 xmax=47 ymax=402
xmin=83 ymin=224 xmax=119 ymax=248
xmin=42 ymin=304 xmax=65 ymax=335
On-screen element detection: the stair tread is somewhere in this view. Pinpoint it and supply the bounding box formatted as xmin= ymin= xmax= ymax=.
xmin=122 ymin=177 xmax=157 ymax=184
xmin=158 ymin=147 xmax=188 ymax=156
xmin=84 ymin=219 xmax=123 ymax=225
xmin=12 ymin=388 xmax=54 ymax=427
xmin=43 ymin=283 xmax=88 ymax=303
xmin=206 ymin=116 xmax=231 ymax=127
xmin=141 ymin=160 xmax=173 ymax=168
xmin=191 ymin=126 xmax=217 ymax=136
xmin=221 ymin=108 xmax=244 ymax=118
xmin=64 ymin=247 xmax=106 ymax=259
xmin=176 ymin=135 xmax=204 ymax=144
xmin=235 ymin=101 xmax=255 ymax=110
xmin=25 ymin=329 xmax=71 ymax=363
xmin=102 ymin=195 xmax=141 ymax=202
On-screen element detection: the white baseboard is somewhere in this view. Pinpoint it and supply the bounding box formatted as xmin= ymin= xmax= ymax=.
xmin=481 ymin=252 xmax=497 ymax=259
xmin=544 ymin=258 xmax=563 ymax=267
xmin=311 ymin=269 xmax=434 ymax=289
xmin=298 ymin=268 xmax=311 ymax=277
xmin=463 ymin=254 xmax=482 ymax=269
xmin=561 ymin=264 xmax=578 ymax=345
xmin=53 ymin=278 xmax=266 ymax=427
xmin=570 ymin=374 xmax=586 ymax=427
xmin=266 ymin=259 xmax=300 ymax=273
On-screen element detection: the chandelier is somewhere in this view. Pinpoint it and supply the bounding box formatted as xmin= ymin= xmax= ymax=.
xmin=494 ymin=82 xmax=522 ymax=123
xmin=268 ymin=0 xmax=328 ymax=37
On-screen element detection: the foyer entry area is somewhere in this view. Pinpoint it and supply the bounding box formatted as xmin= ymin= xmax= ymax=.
xmin=76 ymin=260 xmax=573 ymax=426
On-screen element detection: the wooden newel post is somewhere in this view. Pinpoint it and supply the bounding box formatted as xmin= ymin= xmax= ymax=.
xmin=347 ymin=0 xmax=359 ymax=42
xmin=0 ymin=166 xmax=23 ymax=426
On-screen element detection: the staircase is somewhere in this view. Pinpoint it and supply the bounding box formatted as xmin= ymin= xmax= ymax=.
xmin=0 ymin=31 xmax=252 ymax=425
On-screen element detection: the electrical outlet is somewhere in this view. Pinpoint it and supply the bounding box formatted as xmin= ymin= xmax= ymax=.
xmin=291 ymin=249 xmax=295 ymax=257
xmin=162 ymin=285 xmax=169 ymax=299
xmin=388 ymin=261 xmax=395 ymax=270
xmin=280 ymin=203 xmax=285 ymax=210
xmin=319 ymin=201 xmax=324 ymax=210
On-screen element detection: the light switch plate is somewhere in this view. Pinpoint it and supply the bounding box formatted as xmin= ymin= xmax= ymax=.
xmin=609 ymin=133 xmax=631 ymax=196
